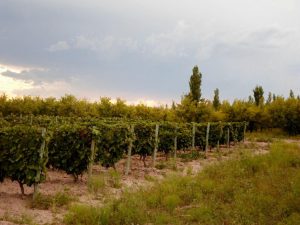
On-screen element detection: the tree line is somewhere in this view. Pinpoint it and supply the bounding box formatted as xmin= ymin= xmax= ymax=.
xmin=0 ymin=66 xmax=299 ymax=134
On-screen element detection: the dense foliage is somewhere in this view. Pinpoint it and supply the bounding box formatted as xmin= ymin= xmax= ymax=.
xmin=48 ymin=124 xmax=93 ymax=181
xmin=95 ymin=123 xmax=130 ymax=168
xmin=0 ymin=89 xmax=299 ymax=134
xmin=132 ymin=122 xmax=156 ymax=161
xmin=0 ymin=125 xmax=48 ymax=193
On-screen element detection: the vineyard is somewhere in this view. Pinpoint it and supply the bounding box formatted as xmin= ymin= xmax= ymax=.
xmin=0 ymin=115 xmax=247 ymax=195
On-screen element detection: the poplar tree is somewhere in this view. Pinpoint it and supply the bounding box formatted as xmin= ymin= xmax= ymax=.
xmin=253 ymin=85 xmax=264 ymax=106
xmin=213 ymin=88 xmax=220 ymax=110
xmin=189 ymin=66 xmax=202 ymax=102
xmin=289 ymin=89 xmax=295 ymax=99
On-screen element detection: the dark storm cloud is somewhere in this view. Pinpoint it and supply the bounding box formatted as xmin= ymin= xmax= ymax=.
xmin=0 ymin=0 xmax=300 ymax=102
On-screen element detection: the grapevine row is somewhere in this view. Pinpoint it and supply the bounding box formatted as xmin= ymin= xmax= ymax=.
xmin=0 ymin=116 xmax=247 ymax=194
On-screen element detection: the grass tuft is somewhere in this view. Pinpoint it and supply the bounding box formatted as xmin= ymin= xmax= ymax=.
xmin=29 ymin=191 xmax=75 ymax=210
xmin=88 ymin=174 xmax=106 ymax=195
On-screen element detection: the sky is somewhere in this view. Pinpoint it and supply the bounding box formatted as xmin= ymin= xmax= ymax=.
xmin=0 ymin=0 xmax=299 ymax=105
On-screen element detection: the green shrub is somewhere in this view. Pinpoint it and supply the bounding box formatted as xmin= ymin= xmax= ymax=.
xmin=48 ymin=124 xmax=92 ymax=181
xmin=0 ymin=125 xmax=48 ymax=194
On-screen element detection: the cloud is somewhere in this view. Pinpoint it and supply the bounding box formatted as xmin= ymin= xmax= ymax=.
xmin=1 ymin=68 xmax=73 ymax=85
xmin=47 ymin=41 xmax=70 ymax=52
xmin=47 ymin=35 xmax=139 ymax=60
xmin=144 ymin=20 xmax=190 ymax=58
xmin=1 ymin=0 xmax=300 ymax=103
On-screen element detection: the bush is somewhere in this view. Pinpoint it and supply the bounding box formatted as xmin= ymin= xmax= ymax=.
xmin=48 ymin=124 xmax=92 ymax=181
xmin=0 ymin=125 xmax=48 ymax=194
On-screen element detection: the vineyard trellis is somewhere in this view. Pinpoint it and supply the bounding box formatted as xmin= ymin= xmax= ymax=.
xmin=0 ymin=115 xmax=247 ymax=195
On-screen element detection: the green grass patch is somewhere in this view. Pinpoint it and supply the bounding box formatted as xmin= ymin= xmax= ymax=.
xmin=0 ymin=212 xmax=37 ymax=225
xmin=178 ymin=150 xmax=205 ymax=162
xmin=64 ymin=141 xmax=300 ymax=225
xmin=88 ymin=174 xmax=106 ymax=195
xmin=246 ymin=128 xmax=287 ymax=142
xmin=107 ymin=169 xmax=121 ymax=188
xmin=155 ymin=159 xmax=178 ymax=171
xmin=29 ymin=191 xmax=75 ymax=210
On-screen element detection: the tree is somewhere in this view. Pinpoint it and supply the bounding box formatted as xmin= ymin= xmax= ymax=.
xmin=248 ymin=96 xmax=254 ymax=104
xmin=266 ymin=92 xmax=272 ymax=104
xmin=289 ymin=89 xmax=295 ymax=99
xmin=189 ymin=66 xmax=202 ymax=102
xmin=253 ymin=85 xmax=264 ymax=106
xmin=171 ymin=101 xmax=176 ymax=110
xmin=213 ymin=88 xmax=220 ymax=110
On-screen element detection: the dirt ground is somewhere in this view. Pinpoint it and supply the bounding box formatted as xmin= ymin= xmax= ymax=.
xmin=0 ymin=141 xmax=272 ymax=225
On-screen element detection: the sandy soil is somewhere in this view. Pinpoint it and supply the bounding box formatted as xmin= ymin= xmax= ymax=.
xmin=0 ymin=141 xmax=273 ymax=225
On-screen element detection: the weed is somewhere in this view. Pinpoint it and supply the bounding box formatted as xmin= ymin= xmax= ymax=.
xmin=107 ymin=169 xmax=121 ymax=188
xmin=178 ymin=150 xmax=205 ymax=162
xmin=1 ymin=212 xmax=36 ymax=225
xmin=29 ymin=191 xmax=75 ymax=210
xmin=162 ymin=194 xmax=181 ymax=212
xmin=186 ymin=166 xmax=193 ymax=175
xmin=64 ymin=204 xmax=110 ymax=225
xmin=155 ymin=162 xmax=167 ymax=170
xmin=144 ymin=174 xmax=156 ymax=182
xmin=88 ymin=174 xmax=106 ymax=195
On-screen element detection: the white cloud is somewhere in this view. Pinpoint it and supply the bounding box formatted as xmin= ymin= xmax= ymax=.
xmin=47 ymin=35 xmax=139 ymax=59
xmin=47 ymin=41 xmax=70 ymax=52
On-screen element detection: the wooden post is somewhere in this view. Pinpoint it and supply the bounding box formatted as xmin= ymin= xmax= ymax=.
xmin=125 ymin=125 xmax=134 ymax=176
xmin=152 ymin=124 xmax=159 ymax=167
xmin=234 ymin=128 xmax=237 ymax=145
xmin=174 ymin=125 xmax=178 ymax=159
xmin=192 ymin=123 xmax=196 ymax=149
xmin=243 ymin=122 xmax=247 ymax=143
xmin=205 ymin=122 xmax=210 ymax=154
xmin=227 ymin=127 xmax=230 ymax=148
xmin=88 ymin=139 xmax=96 ymax=180
xmin=34 ymin=128 xmax=46 ymax=198
xmin=217 ymin=122 xmax=222 ymax=151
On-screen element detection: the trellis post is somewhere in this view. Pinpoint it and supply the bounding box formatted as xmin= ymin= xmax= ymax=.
xmin=192 ymin=123 xmax=196 ymax=149
xmin=125 ymin=125 xmax=134 ymax=175
xmin=217 ymin=122 xmax=222 ymax=151
xmin=243 ymin=122 xmax=247 ymax=143
xmin=227 ymin=126 xmax=230 ymax=148
xmin=174 ymin=125 xmax=178 ymax=159
xmin=34 ymin=128 xmax=46 ymax=198
xmin=152 ymin=124 xmax=159 ymax=167
xmin=205 ymin=122 xmax=210 ymax=154
xmin=88 ymin=126 xmax=97 ymax=180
